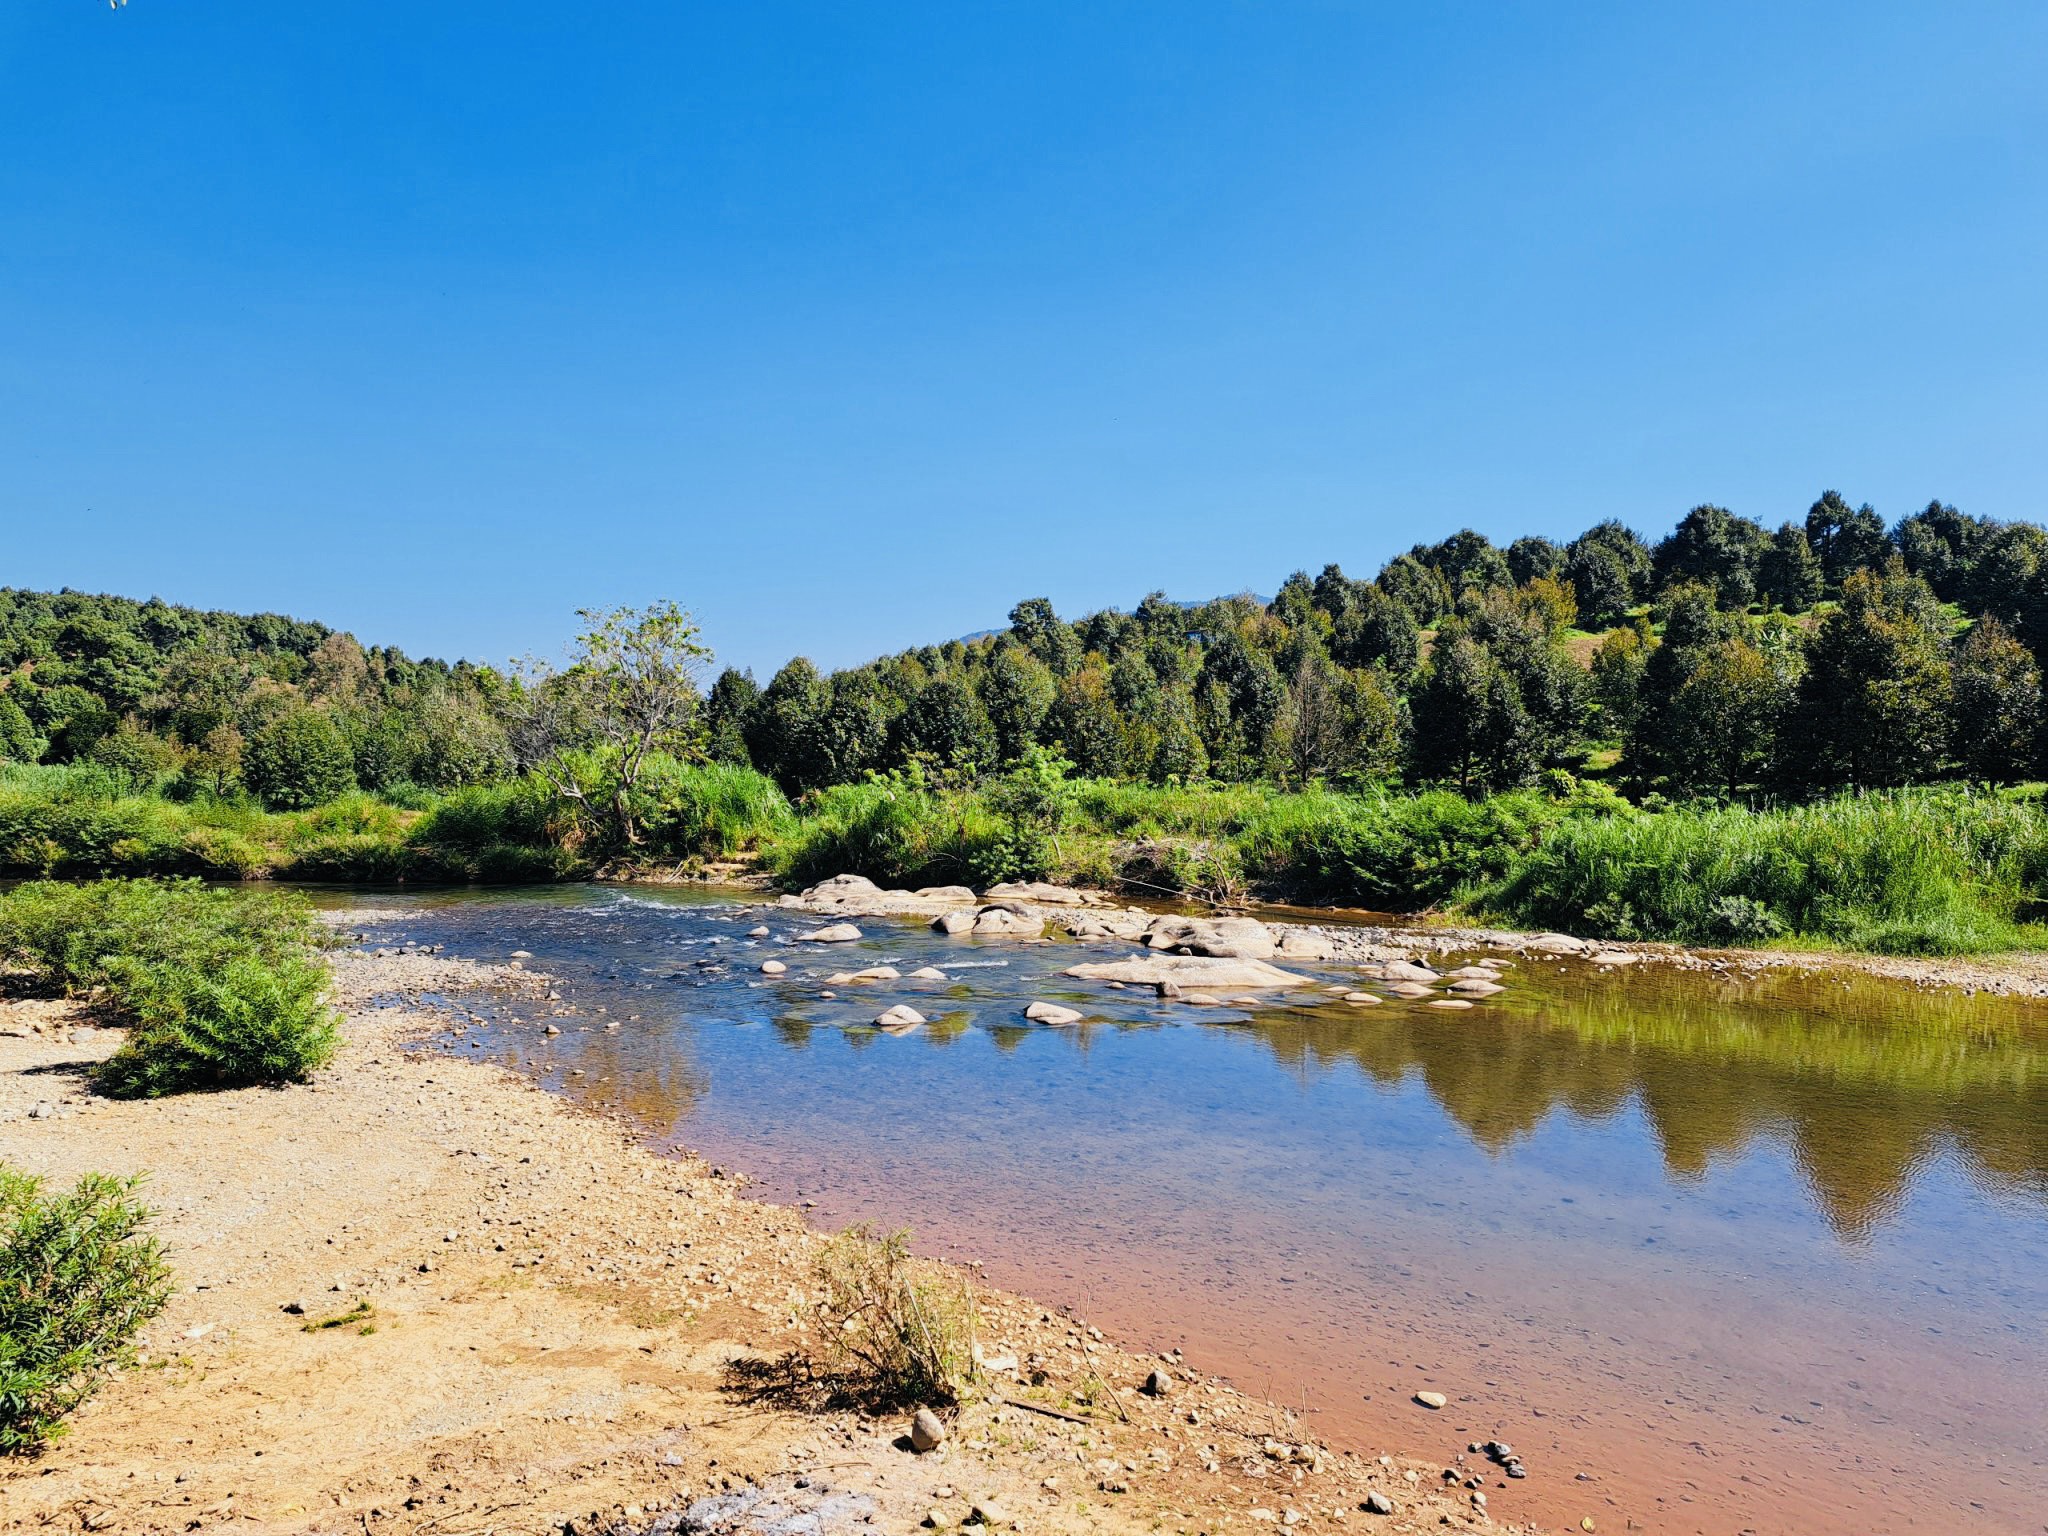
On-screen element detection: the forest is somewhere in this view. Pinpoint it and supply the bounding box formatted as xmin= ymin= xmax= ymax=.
xmin=6 ymin=491 xmax=2048 ymax=953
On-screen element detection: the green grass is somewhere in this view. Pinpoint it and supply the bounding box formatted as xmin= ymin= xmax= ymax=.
xmin=0 ymin=1167 xmax=173 ymax=1454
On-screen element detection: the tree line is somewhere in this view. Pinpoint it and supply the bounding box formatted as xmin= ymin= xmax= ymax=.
xmin=6 ymin=491 xmax=2048 ymax=811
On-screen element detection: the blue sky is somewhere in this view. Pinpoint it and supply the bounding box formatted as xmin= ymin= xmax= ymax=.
xmin=3 ymin=3 xmax=2044 ymax=677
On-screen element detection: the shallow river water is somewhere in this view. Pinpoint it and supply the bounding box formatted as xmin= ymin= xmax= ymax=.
xmin=336 ymin=886 xmax=2048 ymax=1535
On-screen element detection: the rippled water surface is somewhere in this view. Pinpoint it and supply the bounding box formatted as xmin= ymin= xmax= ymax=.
xmin=336 ymin=885 xmax=2048 ymax=1534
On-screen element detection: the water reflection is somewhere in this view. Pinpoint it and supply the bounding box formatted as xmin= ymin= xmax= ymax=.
xmin=1238 ymin=965 xmax=2048 ymax=1238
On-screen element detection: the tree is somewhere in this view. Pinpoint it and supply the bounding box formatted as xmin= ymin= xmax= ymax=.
xmin=1194 ymin=633 xmax=1284 ymax=780
xmin=1786 ymin=564 xmax=1952 ymax=787
xmin=890 ymin=678 xmax=996 ymax=773
xmin=1896 ymin=501 xmax=1991 ymax=602
xmin=508 ymin=602 xmax=712 ymax=846
xmin=1589 ymin=623 xmax=1649 ymax=741
xmin=1405 ymin=621 xmax=1537 ymax=793
xmin=1804 ymin=490 xmax=1891 ymax=590
xmin=1331 ymin=583 xmax=1421 ymax=678
xmin=1507 ymin=536 xmax=1566 ymax=587
xmin=0 ymin=693 xmax=44 ymax=764
xmin=243 ymin=707 xmax=356 ymax=809
xmin=1654 ymin=505 xmax=1769 ymax=608
xmin=701 ymin=668 xmax=761 ymax=765
xmin=1565 ymin=521 xmax=1652 ymax=627
xmin=977 ymin=643 xmax=1054 ymax=763
xmin=1376 ymin=554 xmax=1452 ymax=626
xmin=1043 ymin=669 xmax=1126 ymax=778
xmin=1007 ymin=598 xmax=1081 ymax=678
xmin=1949 ymin=618 xmax=2041 ymax=783
xmin=1757 ymin=523 xmax=1823 ymax=612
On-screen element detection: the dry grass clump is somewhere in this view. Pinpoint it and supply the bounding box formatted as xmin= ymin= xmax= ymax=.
xmin=812 ymin=1223 xmax=976 ymax=1406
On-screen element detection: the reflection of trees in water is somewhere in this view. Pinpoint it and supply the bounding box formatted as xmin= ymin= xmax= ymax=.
xmin=1242 ymin=967 xmax=2048 ymax=1240
xmin=548 ymin=1026 xmax=713 ymax=1137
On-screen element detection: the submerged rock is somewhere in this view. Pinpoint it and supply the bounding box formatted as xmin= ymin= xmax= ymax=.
xmin=1065 ymin=955 xmax=1312 ymax=990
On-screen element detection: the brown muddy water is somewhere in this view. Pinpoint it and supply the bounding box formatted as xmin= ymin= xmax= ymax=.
xmin=340 ymin=886 xmax=2048 ymax=1535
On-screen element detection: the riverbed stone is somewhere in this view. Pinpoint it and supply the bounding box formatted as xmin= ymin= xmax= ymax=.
xmin=1528 ymin=932 xmax=1588 ymax=955
xmin=908 ymin=966 xmax=949 ymax=980
xmin=1065 ymin=955 xmax=1312 ymax=990
xmin=1448 ymin=978 xmax=1504 ymax=996
xmin=1386 ymin=982 xmax=1435 ymax=998
xmin=1342 ymin=991 xmax=1382 ymax=1005
xmin=1427 ymin=998 xmax=1475 ymax=1010
xmin=746 ymin=925 xmax=772 ymax=937
xmin=910 ymin=1407 xmax=947 ymax=1452
xmin=1023 ymin=1001 xmax=1084 ymax=1026
xmin=915 ymin=885 xmax=978 ymax=903
xmin=1383 ymin=961 xmax=1441 ymax=983
xmin=848 ymin=966 xmax=902 ymax=982
xmin=973 ymin=904 xmax=1044 ymax=937
xmin=795 ymin=923 xmax=863 ymax=944
xmin=759 ymin=960 xmax=787 ymax=975
xmin=982 ymin=880 xmax=1096 ymax=906
xmin=932 ymin=911 xmax=976 ymax=935
xmin=875 ymin=1005 xmax=926 ymax=1032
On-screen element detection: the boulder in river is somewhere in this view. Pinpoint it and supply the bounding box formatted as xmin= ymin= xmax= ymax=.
xmin=874 ymin=1005 xmax=926 ymax=1032
xmin=982 ymin=880 xmax=1098 ymax=906
xmin=759 ymin=960 xmax=787 ymax=975
xmin=907 ymin=966 xmax=949 ymax=981
xmin=915 ymin=885 xmax=978 ymax=903
xmin=1065 ymin=955 xmax=1312 ymax=990
xmin=1383 ymin=960 xmax=1441 ymax=983
xmin=1023 ymin=1001 xmax=1083 ymax=1026
xmin=848 ymin=966 xmax=901 ymax=982
xmin=1528 ymin=932 xmax=1588 ymax=955
xmin=795 ymin=923 xmax=863 ymax=944
xmin=931 ymin=910 xmax=976 ymax=935
xmin=973 ymin=904 xmax=1044 ymax=938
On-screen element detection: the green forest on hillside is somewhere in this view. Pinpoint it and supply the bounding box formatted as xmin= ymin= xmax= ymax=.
xmin=7 ymin=492 xmax=2048 ymax=953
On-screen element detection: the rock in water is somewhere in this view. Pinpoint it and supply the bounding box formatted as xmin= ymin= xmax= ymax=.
xmin=910 ymin=1407 xmax=947 ymax=1452
xmin=931 ymin=910 xmax=976 ymax=935
xmin=747 ymin=925 xmax=772 ymax=938
xmin=1414 ymin=1390 xmax=1448 ymax=1409
xmin=1024 ymin=1001 xmax=1084 ymax=1026
xmin=795 ymin=923 xmax=863 ymax=943
xmin=875 ymin=1004 xmax=926 ymax=1031
xmin=759 ymin=960 xmax=787 ymax=975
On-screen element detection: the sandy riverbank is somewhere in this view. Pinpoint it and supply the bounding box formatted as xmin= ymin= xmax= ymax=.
xmin=0 ymin=942 xmax=1522 ymax=1536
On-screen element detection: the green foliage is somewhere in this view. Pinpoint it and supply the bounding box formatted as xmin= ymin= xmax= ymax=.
xmin=1478 ymin=789 xmax=2048 ymax=954
xmin=770 ymin=768 xmax=1002 ymax=889
xmin=0 ymin=880 xmax=340 ymax=1096
xmin=243 ymin=708 xmax=357 ymax=809
xmin=0 ymin=1168 xmax=173 ymax=1454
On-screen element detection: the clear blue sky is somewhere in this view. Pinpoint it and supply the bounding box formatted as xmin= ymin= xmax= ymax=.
xmin=4 ymin=3 xmax=2044 ymax=677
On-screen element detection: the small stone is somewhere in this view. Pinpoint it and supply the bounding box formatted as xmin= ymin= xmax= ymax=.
xmin=510 ymin=950 xmax=533 ymax=959
xmin=748 ymin=925 xmax=772 ymax=937
xmin=760 ymin=960 xmax=787 ymax=975
xmin=543 ymin=1024 xmax=562 ymax=1036
xmin=969 ymin=1499 xmax=1009 ymax=1527
xmin=1414 ymin=1390 xmax=1448 ymax=1409
xmin=797 ymin=924 xmax=864 ymax=944
xmin=910 ymin=1407 xmax=947 ymax=1452
xmin=875 ymin=1005 xmax=927 ymax=1031
xmin=28 ymin=1102 xmax=54 ymax=1120
xmin=1143 ymin=1367 xmax=1174 ymax=1396
xmin=1363 ymin=1490 xmax=1395 ymax=1515
xmin=908 ymin=967 xmax=950 ymax=981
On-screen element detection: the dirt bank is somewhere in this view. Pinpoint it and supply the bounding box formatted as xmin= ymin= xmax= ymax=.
xmin=0 ymin=943 xmax=1524 ymax=1536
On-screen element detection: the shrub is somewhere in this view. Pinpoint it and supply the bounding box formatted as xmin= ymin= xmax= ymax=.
xmin=0 ymin=1168 xmax=173 ymax=1454
xmin=242 ymin=709 xmax=356 ymax=810
xmin=0 ymin=880 xmax=340 ymax=1096
xmin=631 ymin=758 xmax=794 ymax=860
xmin=812 ymin=1224 xmax=976 ymax=1406
xmin=770 ymin=770 xmax=1002 ymax=889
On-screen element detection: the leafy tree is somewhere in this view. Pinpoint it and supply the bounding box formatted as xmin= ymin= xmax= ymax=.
xmin=1589 ymin=623 xmax=1650 ymax=741
xmin=977 ymin=643 xmax=1054 ymax=762
xmin=1896 ymin=501 xmax=1991 ymax=602
xmin=1655 ymin=505 xmax=1769 ymax=608
xmin=1376 ymin=553 xmax=1452 ymax=627
xmin=1757 ymin=523 xmax=1824 ymax=612
xmin=1406 ymin=621 xmax=1537 ymax=793
xmin=1044 ymin=669 xmax=1125 ymax=778
xmin=1195 ymin=633 xmax=1284 ymax=780
xmin=1804 ymin=490 xmax=1891 ymax=589
xmin=1786 ymin=564 xmax=1953 ymax=787
xmin=702 ymin=667 xmax=762 ymax=766
xmin=1007 ymin=598 xmax=1081 ymax=679
xmin=243 ymin=707 xmax=357 ymax=809
xmin=748 ymin=658 xmax=831 ymax=790
xmin=1331 ymin=583 xmax=1421 ymax=678
xmin=1949 ymin=618 xmax=2042 ymax=784
xmin=0 ymin=693 xmax=45 ymax=764
xmin=1507 ymin=536 xmax=1566 ymax=587
xmin=1565 ymin=521 xmax=1653 ymax=627
xmin=508 ymin=602 xmax=712 ymax=846
xmin=1148 ymin=686 xmax=1207 ymax=782
xmin=890 ymin=678 xmax=996 ymax=773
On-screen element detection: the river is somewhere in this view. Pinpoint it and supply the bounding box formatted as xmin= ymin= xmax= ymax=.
xmin=335 ymin=885 xmax=2048 ymax=1535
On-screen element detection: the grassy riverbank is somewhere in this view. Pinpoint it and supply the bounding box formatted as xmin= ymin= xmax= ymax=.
xmin=7 ymin=762 xmax=2046 ymax=956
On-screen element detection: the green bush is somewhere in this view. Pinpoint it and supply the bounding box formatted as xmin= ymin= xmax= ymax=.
xmin=631 ymin=757 xmax=793 ymax=860
xmin=0 ymin=880 xmax=340 ymax=1096
xmin=242 ymin=709 xmax=356 ymax=810
xmin=770 ymin=770 xmax=1003 ymax=889
xmin=0 ymin=1168 xmax=173 ymax=1454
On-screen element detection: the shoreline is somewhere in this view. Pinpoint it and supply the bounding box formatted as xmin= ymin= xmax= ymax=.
xmin=0 ymin=941 xmax=1521 ymax=1536
xmin=768 ymin=873 xmax=2048 ymax=1000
